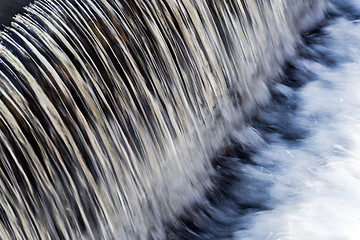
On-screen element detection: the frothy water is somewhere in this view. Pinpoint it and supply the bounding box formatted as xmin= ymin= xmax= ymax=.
xmin=231 ymin=1 xmax=360 ymax=239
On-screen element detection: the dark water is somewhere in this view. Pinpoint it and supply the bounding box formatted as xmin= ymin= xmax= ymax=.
xmin=0 ymin=0 xmax=33 ymax=29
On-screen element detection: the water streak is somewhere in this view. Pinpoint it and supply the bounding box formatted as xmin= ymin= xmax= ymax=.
xmin=0 ymin=0 xmax=326 ymax=239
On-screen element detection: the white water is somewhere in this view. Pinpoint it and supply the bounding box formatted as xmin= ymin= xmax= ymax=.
xmin=234 ymin=1 xmax=360 ymax=239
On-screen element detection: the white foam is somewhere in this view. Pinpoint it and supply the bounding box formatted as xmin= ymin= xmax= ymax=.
xmin=235 ymin=3 xmax=360 ymax=239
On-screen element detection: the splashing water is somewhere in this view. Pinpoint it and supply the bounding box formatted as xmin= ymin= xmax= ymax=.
xmin=164 ymin=1 xmax=360 ymax=239
xmin=230 ymin=1 xmax=360 ymax=239
xmin=0 ymin=0 xmax=327 ymax=239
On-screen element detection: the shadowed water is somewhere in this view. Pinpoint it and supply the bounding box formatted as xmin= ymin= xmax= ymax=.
xmin=0 ymin=1 xmax=33 ymax=29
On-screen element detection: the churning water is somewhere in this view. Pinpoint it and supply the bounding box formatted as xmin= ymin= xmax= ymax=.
xmin=1 ymin=0 xmax=360 ymax=239
xmin=232 ymin=1 xmax=360 ymax=239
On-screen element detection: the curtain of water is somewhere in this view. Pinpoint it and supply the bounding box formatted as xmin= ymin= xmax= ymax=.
xmin=0 ymin=0 xmax=326 ymax=239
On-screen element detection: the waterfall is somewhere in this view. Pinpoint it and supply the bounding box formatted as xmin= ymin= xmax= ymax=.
xmin=0 ymin=0 xmax=327 ymax=239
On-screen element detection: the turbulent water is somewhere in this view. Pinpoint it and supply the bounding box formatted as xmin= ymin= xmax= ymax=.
xmin=179 ymin=1 xmax=360 ymax=239
xmin=5 ymin=0 xmax=360 ymax=239
xmin=232 ymin=1 xmax=360 ymax=239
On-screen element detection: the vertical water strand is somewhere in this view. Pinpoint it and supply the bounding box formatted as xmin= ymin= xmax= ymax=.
xmin=0 ymin=0 xmax=327 ymax=239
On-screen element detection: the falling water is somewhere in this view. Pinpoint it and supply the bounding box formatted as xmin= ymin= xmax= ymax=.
xmin=0 ymin=0 xmax=327 ymax=239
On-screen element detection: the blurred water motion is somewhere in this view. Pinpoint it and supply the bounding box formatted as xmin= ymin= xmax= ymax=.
xmin=0 ymin=0 xmax=327 ymax=239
